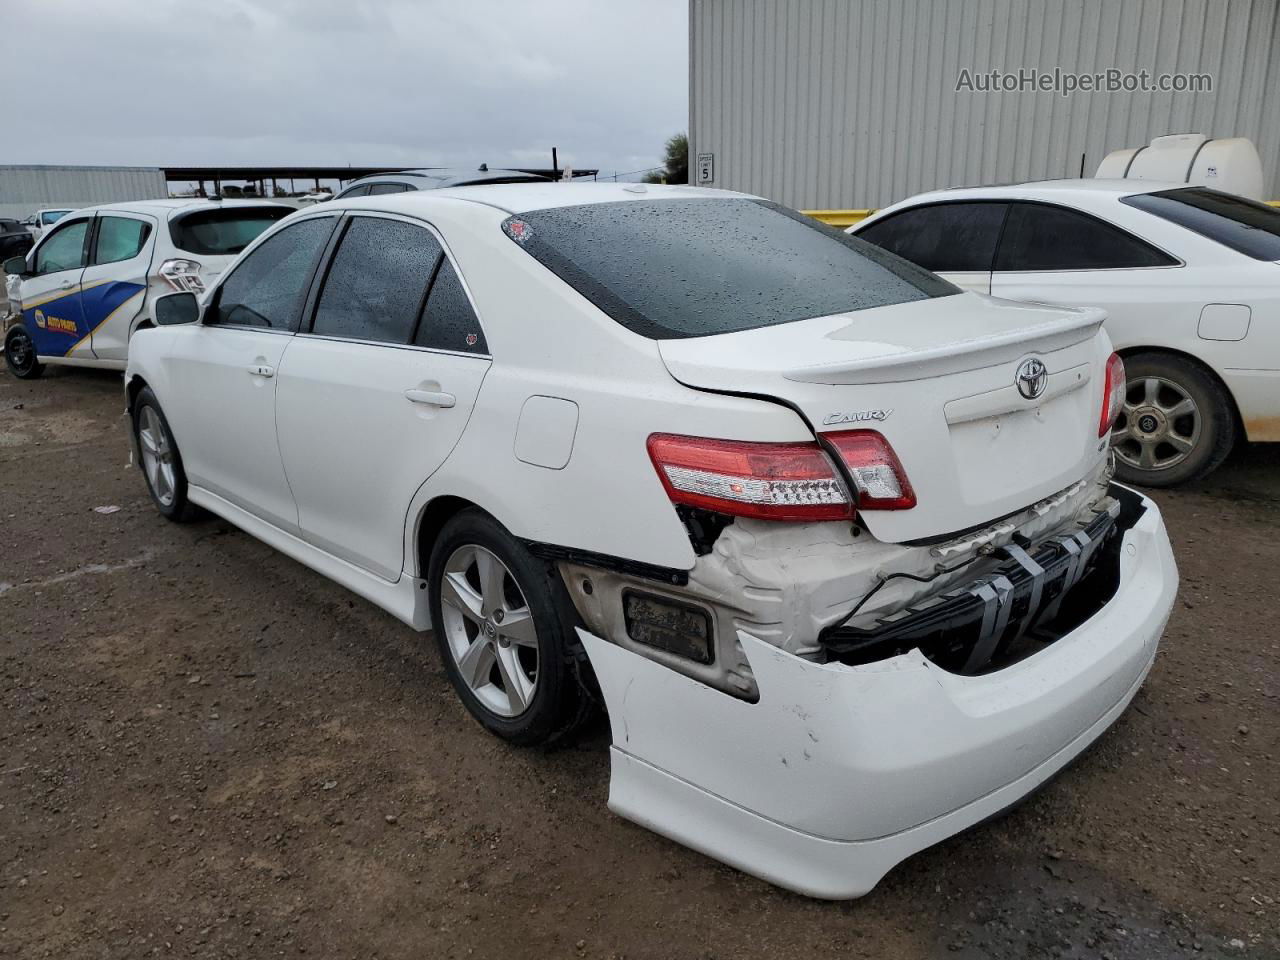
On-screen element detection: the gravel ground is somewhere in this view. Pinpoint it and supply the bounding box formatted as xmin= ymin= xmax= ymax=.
xmin=1 ymin=367 xmax=1277 ymax=960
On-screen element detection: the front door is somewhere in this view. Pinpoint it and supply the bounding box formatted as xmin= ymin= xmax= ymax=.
xmin=20 ymin=215 xmax=91 ymax=360
xmin=160 ymin=214 xmax=338 ymax=534
xmin=274 ymin=214 xmax=491 ymax=580
xmin=82 ymin=213 xmax=157 ymax=362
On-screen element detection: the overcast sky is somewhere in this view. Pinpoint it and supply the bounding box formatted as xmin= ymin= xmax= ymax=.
xmin=5 ymin=0 xmax=688 ymax=179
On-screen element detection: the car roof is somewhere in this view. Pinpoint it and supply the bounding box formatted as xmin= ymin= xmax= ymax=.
xmin=885 ymin=178 xmax=1190 ymax=205
xmin=69 ymin=198 xmax=293 ymax=219
xmin=344 ymin=168 xmax=552 ymax=189
xmin=325 ymin=182 xmax=756 ymax=216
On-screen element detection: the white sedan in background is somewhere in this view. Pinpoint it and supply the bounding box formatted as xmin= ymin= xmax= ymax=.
xmin=852 ymin=180 xmax=1280 ymax=486
xmin=124 ymin=184 xmax=1175 ymax=898
xmin=3 ymin=198 xmax=291 ymax=378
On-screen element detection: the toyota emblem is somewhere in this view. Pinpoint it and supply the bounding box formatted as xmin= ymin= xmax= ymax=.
xmin=1015 ymin=357 xmax=1048 ymax=400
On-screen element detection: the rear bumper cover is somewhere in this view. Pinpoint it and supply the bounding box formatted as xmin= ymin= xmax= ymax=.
xmin=578 ymin=486 xmax=1177 ymax=898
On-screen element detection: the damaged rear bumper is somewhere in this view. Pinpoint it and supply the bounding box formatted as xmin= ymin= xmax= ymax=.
xmin=577 ymin=486 xmax=1176 ymax=899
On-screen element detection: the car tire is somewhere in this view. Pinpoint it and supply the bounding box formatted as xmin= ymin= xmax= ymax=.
xmin=1112 ymin=352 xmax=1236 ymax=488
xmin=132 ymin=387 xmax=201 ymax=522
xmin=428 ymin=508 xmax=592 ymax=747
xmin=4 ymin=324 xmax=44 ymax=379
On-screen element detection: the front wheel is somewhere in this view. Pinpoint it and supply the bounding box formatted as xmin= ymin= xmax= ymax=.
xmin=4 ymin=325 xmax=43 ymax=379
xmin=1112 ymin=352 xmax=1236 ymax=487
xmin=132 ymin=387 xmax=200 ymax=521
xmin=428 ymin=509 xmax=591 ymax=746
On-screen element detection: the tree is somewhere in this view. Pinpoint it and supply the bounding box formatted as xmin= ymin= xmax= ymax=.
xmin=644 ymin=133 xmax=689 ymax=184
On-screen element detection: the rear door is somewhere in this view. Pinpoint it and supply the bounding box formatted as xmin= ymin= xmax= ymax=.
xmin=855 ymin=201 xmax=1008 ymax=293
xmin=160 ymin=214 xmax=338 ymax=533
xmin=81 ymin=212 xmax=157 ymax=362
xmin=19 ymin=215 xmax=91 ymax=360
xmin=274 ymin=213 xmax=490 ymax=580
xmin=989 ymin=201 xmax=1181 ymax=310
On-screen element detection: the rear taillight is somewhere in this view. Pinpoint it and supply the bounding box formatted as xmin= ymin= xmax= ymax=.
xmin=1099 ymin=352 xmax=1126 ymax=437
xmin=646 ymin=433 xmax=853 ymax=521
xmin=647 ymin=429 xmax=917 ymax=521
xmin=158 ymin=258 xmax=205 ymax=294
xmin=822 ymin=430 xmax=917 ymax=510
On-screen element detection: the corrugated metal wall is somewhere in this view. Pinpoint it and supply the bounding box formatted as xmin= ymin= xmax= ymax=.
xmin=0 ymin=166 xmax=168 ymax=220
xmin=689 ymin=0 xmax=1280 ymax=209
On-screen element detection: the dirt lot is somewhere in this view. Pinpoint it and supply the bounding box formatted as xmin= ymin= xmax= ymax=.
xmin=1 ymin=367 xmax=1277 ymax=960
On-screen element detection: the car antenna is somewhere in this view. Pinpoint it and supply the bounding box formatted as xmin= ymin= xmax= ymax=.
xmin=478 ymin=163 xmax=488 ymax=172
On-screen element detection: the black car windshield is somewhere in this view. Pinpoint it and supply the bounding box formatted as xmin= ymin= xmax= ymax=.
xmin=502 ymin=198 xmax=957 ymax=339
xmin=1122 ymin=187 xmax=1280 ymax=261
xmin=170 ymin=207 xmax=293 ymax=255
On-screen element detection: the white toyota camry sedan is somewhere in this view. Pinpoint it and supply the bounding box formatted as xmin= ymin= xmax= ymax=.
xmin=124 ymin=183 xmax=1177 ymax=898
xmin=852 ymin=180 xmax=1280 ymax=486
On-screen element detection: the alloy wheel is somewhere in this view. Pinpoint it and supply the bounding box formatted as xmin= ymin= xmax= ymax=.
xmin=438 ymin=544 xmax=540 ymax=718
xmin=138 ymin=406 xmax=177 ymax=507
xmin=1112 ymin=376 xmax=1201 ymax=472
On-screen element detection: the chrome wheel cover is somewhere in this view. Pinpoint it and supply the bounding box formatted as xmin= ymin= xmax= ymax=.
xmin=138 ymin=406 xmax=177 ymax=507
xmin=1112 ymin=376 xmax=1201 ymax=472
xmin=438 ymin=544 xmax=539 ymax=718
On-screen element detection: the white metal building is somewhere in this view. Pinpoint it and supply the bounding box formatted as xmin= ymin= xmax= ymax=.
xmin=0 ymin=165 xmax=168 ymax=221
xmin=688 ymin=0 xmax=1280 ymax=211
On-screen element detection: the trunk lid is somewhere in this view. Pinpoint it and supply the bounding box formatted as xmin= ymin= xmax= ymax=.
xmin=658 ymin=292 xmax=1111 ymax=542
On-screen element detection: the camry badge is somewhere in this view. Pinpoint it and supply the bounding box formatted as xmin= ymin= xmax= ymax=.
xmin=1015 ymin=358 xmax=1048 ymax=400
xmin=822 ymin=409 xmax=893 ymax=426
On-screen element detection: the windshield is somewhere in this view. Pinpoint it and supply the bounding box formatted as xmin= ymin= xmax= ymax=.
xmin=170 ymin=207 xmax=292 ymax=255
xmin=501 ymin=198 xmax=956 ymax=339
xmin=1122 ymin=187 xmax=1280 ymax=261
xmin=41 ymin=210 xmax=71 ymax=225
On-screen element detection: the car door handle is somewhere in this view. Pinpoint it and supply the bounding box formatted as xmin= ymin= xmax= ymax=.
xmin=58 ymin=280 xmax=76 ymax=290
xmin=248 ymin=363 xmax=275 ymax=378
xmin=404 ymin=388 xmax=455 ymax=408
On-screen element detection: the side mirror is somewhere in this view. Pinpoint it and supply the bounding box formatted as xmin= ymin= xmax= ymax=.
xmin=153 ymin=291 xmax=200 ymax=326
xmin=3 ymin=255 xmax=27 ymax=277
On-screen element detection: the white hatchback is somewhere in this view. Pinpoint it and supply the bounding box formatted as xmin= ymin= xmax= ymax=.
xmin=852 ymin=179 xmax=1280 ymax=486
xmin=3 ymin=198 xmax=291 ymax=378
xmin=124 ymin=184 xmax=1177 ymax=898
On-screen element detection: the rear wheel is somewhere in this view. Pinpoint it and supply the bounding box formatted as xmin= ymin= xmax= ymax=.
xmin=428 ymin=509 xmax=590 ymax=746
xmin=4 ymin=325 xmax=43 ymax=379
xmin=1112 ymin=352 xmax=1235 ymax=487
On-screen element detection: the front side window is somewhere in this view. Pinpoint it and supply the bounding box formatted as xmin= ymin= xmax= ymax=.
xmin=1121 ymin=187 xmax=1280 ymax=261
xmin=210 ymin=217 xmax=335 ymax=329
xmin=34 ymin=219 xmax=90 ymax=274
xmin=857 ymin=202 xmax=1008 ymax=273
xmin=995 ymin=202 xmax=1177 ymax=271
xmin=94 ymin=216 xmax=151 ymax=265
xmin=311 ymin=216 xmax=442 ymax=343
xmin=502 ymin=198 xmax=956 ymax=340
xmin=170 ymin=207 xmax=292 ymax=256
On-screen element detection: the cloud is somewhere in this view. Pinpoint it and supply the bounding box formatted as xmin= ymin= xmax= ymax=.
xmin=5 ymin=0 xmax=687 ymax=178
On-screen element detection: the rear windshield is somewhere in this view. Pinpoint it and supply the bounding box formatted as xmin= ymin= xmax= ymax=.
xmin=501 ymin=198 xmax=956 ymax=339
xmin=170 ymin=207 xmax=293 ymax=255
xmin=1122 ymin=187 xmax=1280 ymax=261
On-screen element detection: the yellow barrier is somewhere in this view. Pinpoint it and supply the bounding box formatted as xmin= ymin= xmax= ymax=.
xmin=803 ymin=209 xmax=876 ymax=228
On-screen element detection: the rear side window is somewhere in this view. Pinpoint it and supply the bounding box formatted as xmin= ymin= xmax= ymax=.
xmin=312 ymin=217 xmax=442 ymax=344
xmin=1122 ymin=187 xmax=1280 ymax=261
xmin=368 ymin=183 xmax=411 ymax=195
xmin=995 ymin=202 xmax=1177 ymax=271
xmin=415 ymin=259 xmax=487 ymax=353
xmin=94 ymin=216 xmax=151 ymax=265
xmin=337 ymin=184 xmax=372 ymax=199
xmin=170 ymin=207 xmax=292 ymax=255
xmin=34 ymin=219 xmax=89 ymax=274
xmin=503 ymin=198 xmax=955 ymax=340
xmin=858 ymin=202 xmax=1008 ymax=272
xmin=211 ymin=217 xmax=335 ymax=329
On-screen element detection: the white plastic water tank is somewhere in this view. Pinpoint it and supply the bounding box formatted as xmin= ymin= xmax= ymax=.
xmin=1095 ymin=134 xmax=1265 ymax=200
